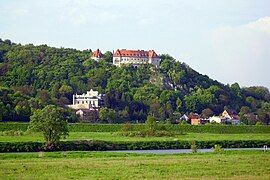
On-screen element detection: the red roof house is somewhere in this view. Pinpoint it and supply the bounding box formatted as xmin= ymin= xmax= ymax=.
xmin=91 ymin=49 xmax=104 ymax=60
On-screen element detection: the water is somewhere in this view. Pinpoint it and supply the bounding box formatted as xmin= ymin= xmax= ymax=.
xmin=109 ymin=148 xmax=267 ymax=154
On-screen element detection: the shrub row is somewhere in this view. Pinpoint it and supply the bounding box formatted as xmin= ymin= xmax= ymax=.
xmin=0 ymin=123 xmax=29 ymax=132
xmin=0 ymin=140 xmax=269 ymax=152
xmin=166 ymin=125 xmax=270 ymax=134
xmin=0 ymin=130 xmax=24 ymax=136
xmin=1 ymin=123 xmax=270 ymax=134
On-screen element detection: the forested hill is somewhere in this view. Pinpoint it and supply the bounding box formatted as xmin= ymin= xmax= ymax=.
xmin=0 ymin=38 xmax=269 ymax=124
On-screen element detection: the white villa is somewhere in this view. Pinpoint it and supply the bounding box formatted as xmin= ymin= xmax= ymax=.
xmin=112 ymin=49 xmax=161 ymax=68
xmin=68 ymin=89 xmax=103 ymax=110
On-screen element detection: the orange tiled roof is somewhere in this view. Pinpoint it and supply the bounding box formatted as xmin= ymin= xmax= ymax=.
xmin=92 ymin=49 xmax=103 ymax=58
xmin=113 ymin=49 xmax=159 ymax=58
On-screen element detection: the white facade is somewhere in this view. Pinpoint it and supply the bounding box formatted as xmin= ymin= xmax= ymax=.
xmin=113 ymin=49 xmax=161 ymax=68
xmin=91 ymin=56 xmax=101 ymax=61
xmin=209 ymin=116 xmax=223 ymax=123
xmin=68 ymin=89 xmax=102 ymax=110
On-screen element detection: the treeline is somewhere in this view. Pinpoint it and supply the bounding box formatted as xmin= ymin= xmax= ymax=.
xmin=0 ymin=38 xmax=269 ymax=124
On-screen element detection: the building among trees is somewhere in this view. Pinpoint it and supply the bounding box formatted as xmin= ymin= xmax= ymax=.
xmin=91 ymin=49 xmax=104 ymax=61
xmin=112 ymin=49 xmax=161 ymax=68
xmin=68 ymin=89 xmax=104 ymax=110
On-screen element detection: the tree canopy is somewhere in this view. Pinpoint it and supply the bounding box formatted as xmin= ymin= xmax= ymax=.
xmin=28 ymin=105 xmax=68 ymax=146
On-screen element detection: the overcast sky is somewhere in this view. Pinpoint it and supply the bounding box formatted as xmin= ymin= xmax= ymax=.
xmin=1 ymin=0 xmax=270 ymax=89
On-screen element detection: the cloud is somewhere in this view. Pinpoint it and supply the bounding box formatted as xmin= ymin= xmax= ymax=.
xmin=211 ymin=17 xmax=270 ymax=88
xmin=247 ymin=17 xmax=270 ymax=34
xmin=57 ymin=0 xmax=123 ymax=25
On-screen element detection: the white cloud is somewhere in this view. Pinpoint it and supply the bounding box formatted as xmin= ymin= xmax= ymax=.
xmin=57 ymin=0 xmax=123 ymax=25
xmin=247 ymin=17 xmax=270 ymax=34
xmin=211 ymin=17 xmax=270 ymax=88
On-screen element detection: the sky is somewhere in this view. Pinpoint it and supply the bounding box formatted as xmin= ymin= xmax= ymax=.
xmin=0 ymin=0 xmax=270 ymax=89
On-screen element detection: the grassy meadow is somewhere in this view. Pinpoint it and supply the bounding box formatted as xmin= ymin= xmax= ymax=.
xmin=0 ymin=132 xmax=270 ymax=142
xmin=0 ymin=123 xmax=270 ymax=179
xmin=0 ymin=151 xmax=269 ymax=179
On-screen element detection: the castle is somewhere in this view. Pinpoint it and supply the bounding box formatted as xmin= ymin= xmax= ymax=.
xmin=113 ymin=49 xmax=161 ymax=68
xmin=91 ymin=49 xmax=161 ymax=68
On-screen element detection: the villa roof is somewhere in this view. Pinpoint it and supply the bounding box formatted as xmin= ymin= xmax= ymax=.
xmin=92 ymin=49 xmax=103 ymax=58
xmin=223 ymin=109 xmax=238 ymax=116
xmin=113 ymin=49 xmax=159 ymax=58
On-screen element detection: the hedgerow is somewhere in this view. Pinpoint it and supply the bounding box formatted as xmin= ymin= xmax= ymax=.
xmin=0 ymin=140 xmax=269 ymax=152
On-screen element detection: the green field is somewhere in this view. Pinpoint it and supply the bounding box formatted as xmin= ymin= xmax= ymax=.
xmin=1 ymin=132 xmax=270 ymax=142
xmin=1 ymin=124 xmax=270 ymax=179
xmin=0 ymin=151 xmax=269 ymax=179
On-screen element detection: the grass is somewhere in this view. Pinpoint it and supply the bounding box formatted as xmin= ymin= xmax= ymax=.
xmin=0 ymin=132 xmax=270 ymax=142
xmin=0 ymin=151 xmax=269 ymax=179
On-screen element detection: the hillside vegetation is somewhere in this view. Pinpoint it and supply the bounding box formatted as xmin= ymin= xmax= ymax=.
xmin=0 ymin=39 xmax=269 ymax=124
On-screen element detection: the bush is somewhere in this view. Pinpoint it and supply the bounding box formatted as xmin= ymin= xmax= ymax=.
xmin=213 ymin=144 xmax=224 ymax=153
xmin=255 ymin=122 xmax=264 ymax=126
xmin=122 ymin=122 xmax=132 ymax=132
xmin=146 ymin=116 xmax=157 ymax=131
xmin=190 ymin=141 xmax=197 ymax=153
xmin=0 ymin=130 xmax=24 ymax=136
xmin=0 ymin=123 xmax=28 ymax=131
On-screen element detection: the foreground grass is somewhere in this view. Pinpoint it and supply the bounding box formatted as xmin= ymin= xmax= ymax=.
xmin=0 ymin=132 xmax=270 ymax=142
xmin=0 ymin=151 xmax=269 ymax=179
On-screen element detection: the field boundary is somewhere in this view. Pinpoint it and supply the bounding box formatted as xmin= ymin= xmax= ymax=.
xmin=1 ymin=123 xmax=270 ymax=134
xmin=0 ymin=140 xmax=269 ymax=152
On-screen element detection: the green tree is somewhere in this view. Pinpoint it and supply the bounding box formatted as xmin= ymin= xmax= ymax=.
xmin=119 ymin=107 xmax=130 ymax=122
xmin=28 ymin=105 xmax=68 ymax=146
xmin=145 ymin=115 xmax=157 ymax=131
xmin=257 ymin=103 xmax=270 ymax=125
xmin=59 ymin=84 xmax=73 ymax=97
xmin=184 ymin=88 xmax=215 ymax=112
xmin=99 ymin=107 xmax=117 ymax=123
xmin=36 ymin=89 xmax=51 ymax=105
xmin=0 ymin=102 xmax=8 ymax=121
xmin=133 ymin=85 xmax=160 ymax=105
xmin=165 ymin=102 xmax=173 ymax=118
xmin=14 ymin=100 xmax=31 ymax=120
xmin=201 ymin=108 xmax=214 ymax=119
xmin=176 ymin=98 xmax=183 ymax=112
xmin=103 ymin=51 xmax=113 ymax=63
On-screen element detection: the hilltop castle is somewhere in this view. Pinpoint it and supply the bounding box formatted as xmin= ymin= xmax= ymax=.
xmin=91 ymin=49 xmax=161 ymax=68
xmin=113 ymin=49 xmax=161 ymax=68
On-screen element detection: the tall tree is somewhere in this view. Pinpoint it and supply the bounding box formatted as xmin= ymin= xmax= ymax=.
xmin=29 ymin=105 xmax=68 ymax=147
